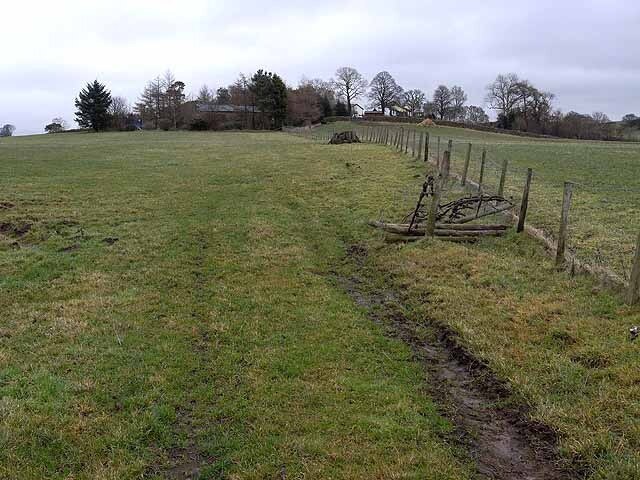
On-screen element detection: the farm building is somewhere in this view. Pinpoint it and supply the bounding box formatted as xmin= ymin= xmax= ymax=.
xmin=364 ymin=109 xmax=384 ymax=117
xmin=389 ymin=105 xmax=409 ymax=117
xmin=181 ymin=101 xmax=266 ymax=129
xmin=351 ymin=104 xmax=365 ymax=118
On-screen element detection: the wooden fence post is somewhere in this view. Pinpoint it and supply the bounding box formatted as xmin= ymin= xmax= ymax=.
xmin=478 ymin=149 xmax=486 ymax=193
xmin=462 ymin=143 xmax=472 ymax=186
xmin=627 ymin=233 xmax=640 ymax=304
xmin=426 ymin=169 xmax=443 ymax=237
xmin=498 ymin=159 xmax=508 ymax=196
xmin=424 ymin=132 xmax=429 ymax=162
xmin=517 ymin=168 xmax=533 ymax=233
xmin=413 ymin=131 xmax=418 ymax=157
xmin=555 ymin=182 xmax=574 ymax=268
xmin=436 ymin=137 xmax=441 ymax=165
xmin=399 ymin=129 xmax=404 ymax=150
xmin=417 ymin=132 xmax=424 ymax=161
xmin=442 ymin=150 xmax=450 ymax=180
xmin=405 ymin=130 xmax=410 ymax=154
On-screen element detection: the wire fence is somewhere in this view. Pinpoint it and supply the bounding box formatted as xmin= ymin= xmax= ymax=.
xmin=287 ymin=122 xmax=640 ymax=304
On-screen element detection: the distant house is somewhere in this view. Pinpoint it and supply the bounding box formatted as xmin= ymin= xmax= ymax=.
xmin=194 ymin=102 xmax=260 ymax=114
xmin=389 ymin=105 xmax=409 ymax=117
xmin=364 ymin=109 xmax=384 ymax=117
xmin=350 ymin=104 xmax=365 ymax=118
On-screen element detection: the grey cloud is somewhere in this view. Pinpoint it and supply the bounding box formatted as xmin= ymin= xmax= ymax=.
xmin=2 ymin=0 xmax=639 ymax=135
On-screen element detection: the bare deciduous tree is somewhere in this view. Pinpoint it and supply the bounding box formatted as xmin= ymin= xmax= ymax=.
xmin=109 ymin=96 xmax=131 ymax=130
xmin=591 ymin=111 xmax=610 ymax=124
xmin=403 ymin=89 xmax=425 ymax=117
xmin=45 ymin=118 xmax=67 ymax=133
xmin=485 ymin=73 xmax=520 ymax=117
xmin=333 ymin=67 xmax=368 ymax=116
xmin=463 ymin=106 xmax=489 ymax=124
xmin=368 ymin=71 xmax=403 ymax=115
xmin=52 ymin=117 xmax=68 ymax=130
xmin=450 ymin=86 xmax=467 ymax=121
xmin=432 ymin=85 xmax=452 ymax=120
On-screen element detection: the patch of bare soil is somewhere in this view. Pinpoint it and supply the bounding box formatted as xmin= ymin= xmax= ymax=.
xmin=338 ymin=243 xmax=571 ymax=480
xmin=164 ymin=407 xmax=210 ymax=480
xmin=159 ymin=231 xmax=214 ymax=479
xmin=0 ymin=221 xmax=32 ymax=238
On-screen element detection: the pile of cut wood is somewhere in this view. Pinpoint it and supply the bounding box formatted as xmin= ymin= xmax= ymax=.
xmin=368 ymin=220 xmax=509 ymax=243
xmin=369 ymin=177 xmax=513 ymax=242
xmin=329 ymin=131 xmax=361 ymax=144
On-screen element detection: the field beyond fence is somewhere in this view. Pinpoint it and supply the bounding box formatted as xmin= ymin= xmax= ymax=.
xmin=295 ymin=121 xmax=640 ymax=302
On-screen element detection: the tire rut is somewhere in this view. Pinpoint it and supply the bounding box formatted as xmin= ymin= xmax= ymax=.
xmin=337 ymin=244 xmax=572 ymax=480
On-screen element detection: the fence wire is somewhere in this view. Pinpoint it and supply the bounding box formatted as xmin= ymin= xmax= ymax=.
xmin=287 ymin=122 xmax=640 ymax=290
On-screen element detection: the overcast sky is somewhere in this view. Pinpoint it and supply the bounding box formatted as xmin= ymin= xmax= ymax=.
xmin=1 ymin=0 xmax=639 ymax=135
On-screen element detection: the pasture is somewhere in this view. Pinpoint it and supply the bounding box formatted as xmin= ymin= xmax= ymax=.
xmin=0 ymin=130 xmax=638 ymax=479
xmin=325 ymin=121 xmax=640 ymax=282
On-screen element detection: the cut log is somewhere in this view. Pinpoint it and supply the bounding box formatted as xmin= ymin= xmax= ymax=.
xmin=435 ymin=223 xmax=508 ymax=231
xmin=434 ymin=229 xmax=506 ymax=237
xmin=368 ymin=220 xmax=509 ymax=234
xmin=383 ymin=233 xmax=479 ymax=243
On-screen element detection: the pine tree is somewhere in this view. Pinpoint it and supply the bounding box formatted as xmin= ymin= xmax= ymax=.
xmin=250 ymin=70 xmax=288 ymax=129
xmin=74 ymin=80 xmax=112 ymax=131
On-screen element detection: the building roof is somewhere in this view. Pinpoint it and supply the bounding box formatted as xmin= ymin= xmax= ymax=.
xmin=194 ymin=102 xmax=261 ymax=113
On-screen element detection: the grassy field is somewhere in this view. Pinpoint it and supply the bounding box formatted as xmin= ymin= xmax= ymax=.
xmin=1 ymin=130 xmax=639 ymax=479
xmin=0 ymin=131 xmax=474 ymax=479
xmin=321 ymin=121 xmax=640 ymax=281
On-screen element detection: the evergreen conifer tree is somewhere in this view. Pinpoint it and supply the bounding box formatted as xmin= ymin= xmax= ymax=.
xmin=75 ymin=80 xmax=112 ymax=131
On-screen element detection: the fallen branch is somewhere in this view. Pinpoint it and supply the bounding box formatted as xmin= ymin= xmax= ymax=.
xmin=449 ymin=203 xmax=514 ymax=224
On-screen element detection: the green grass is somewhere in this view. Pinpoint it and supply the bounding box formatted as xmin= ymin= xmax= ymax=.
xmin=2 ymin=130 xmax=639 ymax=479
xmin=360 ymin=233 xmax=640 ymax=479
xmin=321 ymin=121 xmax=640 ymax=280
xmin=0 ymin=131 xmax=474 ymax=479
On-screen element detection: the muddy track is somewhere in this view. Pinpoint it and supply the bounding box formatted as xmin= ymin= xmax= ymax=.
xmin=160 ymin=229 xmax=213 ymax=479
xmin=338 ymin=244 xmax=571 ymax=480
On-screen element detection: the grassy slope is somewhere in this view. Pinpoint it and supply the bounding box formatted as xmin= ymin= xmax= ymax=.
xmin=328 ymin=121 xmax=640 ymax=279
xmin=0 ymin=132 xmax=472 ymax=479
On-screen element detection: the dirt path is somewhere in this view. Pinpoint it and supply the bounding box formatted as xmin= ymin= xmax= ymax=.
xmin=338 ymin=245 xmax=570 ymax=480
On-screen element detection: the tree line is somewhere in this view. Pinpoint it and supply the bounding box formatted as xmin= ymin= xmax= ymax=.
xmin=484 ymin=73 xmax=634 ymax=140
xmin=35 ymin=66 xmax=637 ymax=142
